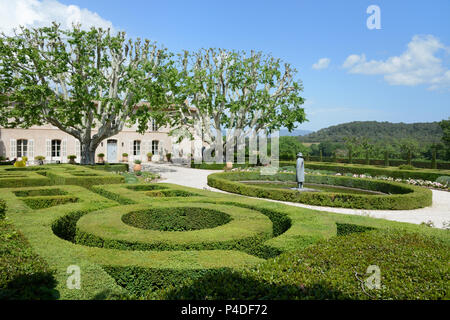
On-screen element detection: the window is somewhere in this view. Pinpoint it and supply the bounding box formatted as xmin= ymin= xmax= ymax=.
xmin=151 ymin=119 xmax=158 ymax=132
xmin=52 ymin=140 xmax=61 ymax=157
xmin=152 ymin=140 xmax=159 ymax=155
xmin=17 ymin=139 xmax=28 ymax=157
xmin=133 ymin=140 xmax=141 ymax=156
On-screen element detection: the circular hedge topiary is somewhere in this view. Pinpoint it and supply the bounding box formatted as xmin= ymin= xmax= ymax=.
xmin=75 ymin=202 xmax=274 ymax=253
xmin=122 ymin=207 xmax=232 ymax=231
xmin=207 ymin=171 xmax=432 ymax=210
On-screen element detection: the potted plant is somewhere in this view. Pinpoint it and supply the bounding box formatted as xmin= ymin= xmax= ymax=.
xmin=133 ymin=159 xmax=142 ymax=172
xmin=35 ymin=155 xmax=45 ymax=165
xmin=67 ymin=155 xmax=77 ymax=164
xmin=147 ymin=152 xmax=153 ymax=162
xmin=166 ymin=153 xmax=172 ymax=163
xmin=13 ymin=157 xmax=26 ymax=168
xmin=122 ymin=153 xmax=129 ymax=162
xmin=97 ymin=153 xmax=105 ymax=163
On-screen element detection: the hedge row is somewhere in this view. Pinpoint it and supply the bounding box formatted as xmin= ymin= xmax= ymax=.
xmin=0 ymin=199 xmax=5 ymax=220
xmin=74 ymin=203 xmax=278 ymax=259
xmin=13 ymin=188 xmax=68 ymax=197
xmin=207 ymin=171 xmax=432 ymax=209
xmin=45 ymin=170 xmax=123 ymax=188
xmin=303 ymin=155 xmax=450 ymax=170
xmin=152 ymin=230 xmax=450 ymax=300
xmin=0 ymin=219 xmax=57 ymax=300
xmin=0 ymin=165 xmax=125 ymax=188
xmin=145 ymin=189 xmax=201 ymax=197
xmin=336 ymin=223 xmax=376 ymax=236
xmin=278 ymin=161 xmax=450 ymax=181
xmin=122 ymin=207 xmax=232 ymax=231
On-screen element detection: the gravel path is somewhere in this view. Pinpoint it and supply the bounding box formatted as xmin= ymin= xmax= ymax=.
xmin=146 ymin=163 xmax=450 ymax=229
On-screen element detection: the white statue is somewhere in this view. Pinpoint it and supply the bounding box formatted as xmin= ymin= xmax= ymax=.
xmin=296 ymin=152 xmax=304 ymax=189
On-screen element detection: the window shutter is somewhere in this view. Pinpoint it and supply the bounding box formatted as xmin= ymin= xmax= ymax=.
xmin=28 ymin=139 xmax=34 ymax=159
xmin=75 ymin=140 xmax=81 ymax=160
xmin=145 ymin=140 xmax=150 ymax=158
xmin=46 ymin=139 xmax=51 ymax=158
xmin=62 ymin=139 xmax=67 ymax=159
xmin=129 ymin=141 xmax=133 ymax=161
xmin=10 ymin=139 xmax=16 ymax=158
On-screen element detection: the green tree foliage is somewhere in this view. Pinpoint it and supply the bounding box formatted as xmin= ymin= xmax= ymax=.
xmin=0 ymin=24 xmax=173 ymax=164
xmin=439 ymin=118 xmax=450 ymax=160
xmin=166 ymin=49 xmax=306 ymax=160
xmin=278 ymin=136 xmax=308 ymax=160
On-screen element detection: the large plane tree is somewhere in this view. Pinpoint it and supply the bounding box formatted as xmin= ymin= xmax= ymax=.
xmin=0 ymin=23 xmax=172 ymax=164
xmin=166 ymin=48 xmax=306 ymax=162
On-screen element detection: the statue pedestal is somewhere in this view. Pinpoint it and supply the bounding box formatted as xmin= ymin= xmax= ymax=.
xmin=290 ymin=187 xmax=319 ymax=192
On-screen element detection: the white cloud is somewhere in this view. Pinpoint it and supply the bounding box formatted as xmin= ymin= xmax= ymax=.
xmin=312 ymin=57 xmax=330 ymax=70
xmin=342 ymin=35 xmax=450 ymax=90
xmin=0 ymin=0 xmax=114 ymax=35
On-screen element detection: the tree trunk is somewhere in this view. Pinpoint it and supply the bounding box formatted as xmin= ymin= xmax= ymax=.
xmin=80 ymin=140 xmax=97 ymax=165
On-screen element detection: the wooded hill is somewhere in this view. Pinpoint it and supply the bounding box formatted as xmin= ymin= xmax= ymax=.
xmin=299 ymin=121 xmax=443 ymax=145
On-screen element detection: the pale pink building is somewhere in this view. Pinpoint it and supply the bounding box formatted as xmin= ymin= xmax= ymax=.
xmin=0 ymin=119 xmax=193 ymax=164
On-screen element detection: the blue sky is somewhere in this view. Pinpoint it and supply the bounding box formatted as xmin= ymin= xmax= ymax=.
xmin=1 ymin=0 xmax=449 ymax=131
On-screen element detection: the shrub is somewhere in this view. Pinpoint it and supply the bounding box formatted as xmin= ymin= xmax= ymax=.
xmin=34 ymin=156 xmax=45 ymax=161
xmin=22 ymin=195 xmax=79 ymax=209
xmin=75 ymin=202 xmax=275 ymax=258
xmin=436 ymin=176 xmax=450 ymax=186
xmin=67 ymin=155 xmax=77 ymax=160
xmin=134 ymin=159 xmax=141 ymax=164
xmin=13 ymin=160 xmax=26 ymax=168
xmin=122 ymin=207 xmax=232 ymax=231
xmin=336 ymin=223 xmax=376 ymax=236
xmin=0 ymin=219 xmax=57 ymax=299
xmin=147 ymin=152 xmax=153 ymax=158
xmin=153 ymin=230 xmax=450 ymax=300
xmin=0 ymin=199 xmax=5 ymax=220
xmin=14 ymin=188 xmax=68 ymax=197
xmin=145 ymin=189 xmax=200 ymax=197
xmin=98 ymin=153 xmax=105 ymax=158
xmin=122 ymin=153 xmax=128 ymax=157
xmin=126 ymin=184 xmax=167 ymax=191
xmin=207 ymin=171 xmax=432 ymax=210
xmin=280 ymin=161 xmax=449 ymax=182
xmin=399 ymin=164 xmax=415 ymax=170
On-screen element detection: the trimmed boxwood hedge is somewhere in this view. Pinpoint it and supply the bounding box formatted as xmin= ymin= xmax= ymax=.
xmin=0 ymin=219 xmax=57 ymax=300
xmin=207 ymin=171 xmax=432 ymax=209
xmin=151 ymin=229 xmax=450 ymax=300
xmin=0 ymin=199 xmax=5 ymax=219
xmin=22 ymin=195 xmax=79 ymax=210
xmin=14 ymin=188 xmax=68 ymax=197
xmin=74 ymin=203 xmax=278 ymax=258
xmin=279 ymin=161 xmax=450 ymax=181
xmin=336 ymin=223 xmax=376 ymax=236
xmin=122 ymin=207 xmax=232 ymax=231
xmin=145 ymin=189 xmax=201 ymax=197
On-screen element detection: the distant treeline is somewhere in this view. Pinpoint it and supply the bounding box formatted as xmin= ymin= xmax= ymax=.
xmin=278 ymin=120 xmax=450 ymax=163
xmin=299 ymin=121 xmax=443 ymax=145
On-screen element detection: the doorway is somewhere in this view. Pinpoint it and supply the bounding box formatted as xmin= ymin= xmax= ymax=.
xmin=107 ymin=139 xmax=118 ymax=163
